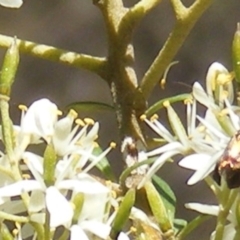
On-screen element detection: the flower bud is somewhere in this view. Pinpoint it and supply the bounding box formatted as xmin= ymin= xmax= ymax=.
xmin=232 ymin=23 xmax=240 ymax=83
xmin=43 ymin=145 xmax=57 ymax=187
xmin=111 ymin=188 xmax=136 ymax=238
xmin=144 ymin=181 xmax=173 ymax=235
xmin=0 ymin=37 xmax=19 ymax=97
xmin=72 ymin=193 xmax=84 ymax=224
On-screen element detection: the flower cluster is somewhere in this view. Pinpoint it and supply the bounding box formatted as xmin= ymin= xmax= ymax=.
xmin=0 ymin=98 xmax=128 ymax=240
xmin=141 ymin=62 xmax=240 ymax=239
xmin=142 ymin=62 xmax=237 ymax=185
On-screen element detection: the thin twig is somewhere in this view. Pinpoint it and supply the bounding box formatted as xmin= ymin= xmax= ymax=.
xmin=0 ymin=34 xmax=108 ymax=79
xmin=140 ymin=0 xmax=213 ymax=99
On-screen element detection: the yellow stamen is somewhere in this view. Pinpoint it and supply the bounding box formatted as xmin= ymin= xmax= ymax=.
xmin=217 ymin=72 xmax=234 ymax=85
xmin=163 ymin=100 xmax=170 ymax=107
xmin=110 ymin=142 xmax=116 ymax=148
xmin=75 ymin=118 xmax=85 ymax=127
xmin=219 ymin=109 xmax=228 ymax=117
xmin=22 ymin=174 xmax=30 ymax=180
xmin=140 ymin=114 xmax=147 ymax=121
xmin=184 ymin=98 xmax=193 ymax=105
xmin=68 ymin=109 xmax=78 ymax=119
xmin=18 ymin=104 xmax=27 ymax=111
xmin=12 ymin=228 xmax=18 ymax=236
xmin=150 ymin=114 xmax=158 ymax=122
xmin=198 ymin=125 xmax=206 ymax=133
xmin=57 ymin=110 xmax=62 ymax=116
xmin=160 ymin=78 xmax=166 ymax=89
xmin=84 ymin=118 xmax=95 ymax=125
xmin=130 ymin=226 xmax=137 ymax=234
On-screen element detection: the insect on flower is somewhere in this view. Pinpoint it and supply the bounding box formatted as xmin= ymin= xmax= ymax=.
xmin=213 ymin=130 xmax=240 ymax=189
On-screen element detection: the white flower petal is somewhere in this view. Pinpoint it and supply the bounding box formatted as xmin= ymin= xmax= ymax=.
xmin=197 ymin=115 xmax=228 ymax=141
xmin=28 ymin=190 xmax=45 ymax=213
xmin=178 ymin=154 xmax=211 ymax=170
xmin=145 ymin=119 xmax=175 ymax=143
xmin=118 ymin=232 xmax=130 ymax=240
xmin=0 ymin=0 xmax=22 ymax=8
xmin=58 ymin=174 xmax=109 ymax=195
xmin=138 ymin=150 xmax=179 ymax=189
xmin=46 ymin=186 xmax=73 ymax=228
xmin=21 ymin=99 xmax=58 ymax=143
xmin=146 ymin=141 xmax=183 ymax=157
xmin=185 ymin=202 xmax=219 ymax=216
xmin=80 ymin=220 xmax=111 ymax=239
xmin=70 ymin=225 xmax=89 ymax=240
xmin=193 ymin=82 xmax=216 ymax=109
xmin=0 ymin=180 xmax=42 ymax=197
xmin=186 ymin=151 xmax=223 ymax=185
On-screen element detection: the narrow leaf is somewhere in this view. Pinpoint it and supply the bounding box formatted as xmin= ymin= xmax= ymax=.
xmin=144 ymin=181 xmax=173 ymax=234
xmin=145 ymin=93 xmax=190 ymax=117
xmin=152 ymin=174 xmax=176 ymax=221
xmin=66 ymin=101 xmax=114 ymax=113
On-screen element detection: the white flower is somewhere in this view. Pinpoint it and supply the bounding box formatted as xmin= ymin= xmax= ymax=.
xmin=138 ymin=98 xmax=207 ymax=188
xmin=52 ymin=113 xmax=99 ymax=157
xmin=0 ymin=0 xmax=22 ymax=8
xmin=179 ymin=62 xmax=240 ymax=185
xmin=13 ymin=99 xmax=105 ymax=164
xmin=14 ymin=99 xmax=59 ymax=160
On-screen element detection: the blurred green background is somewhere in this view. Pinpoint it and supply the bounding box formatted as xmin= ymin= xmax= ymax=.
xmin=0 ymin=0 xmax=240 ymax=239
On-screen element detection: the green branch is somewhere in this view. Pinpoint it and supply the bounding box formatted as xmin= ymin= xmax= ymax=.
xmin=0 ymin=34 xmax=107 ymax=79
xmin=140 ymin=0 xmax=213 ymax=99
xmin=119 ymin=0 xmax=162 ymax=39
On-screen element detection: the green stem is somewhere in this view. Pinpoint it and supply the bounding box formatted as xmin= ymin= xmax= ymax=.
xmin=0 ymin=211 xmax=28 ymax=223
xmin=96 ymin=0 xmax=147 ymax=142
xmin=214 ymin=188 xmax=238 ymax=240
xmin=145 ymin=93 xmax=191 ymax=116
xmin=44 ymin=209 xmax=51 ymax=240
xmin=0 ymin=34 xmax=107 ymax=79
xmin=31 ymin=222 xmax=44 ymax=240
xmin=176 ymin=215 xmax=211 ymax=239
xmin=0 ymin=98 xmax=14 ymax=161
xmin=141 ymin=0 xmax=213 ymax=99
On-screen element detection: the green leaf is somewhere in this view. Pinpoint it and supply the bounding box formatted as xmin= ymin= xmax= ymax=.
xmin=92 ymin=147 xmax=116 ymax=181
xmin=145 ymin=93 xmax=190 ymax=117
xmin=152 ymin=174 xmax=176 ymax=221
xmin=66 ymin=101 xmax=114 ymax=113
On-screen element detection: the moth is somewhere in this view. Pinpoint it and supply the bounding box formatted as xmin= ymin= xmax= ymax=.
xmin=213 ymin=130 xmax=240 ymax=189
